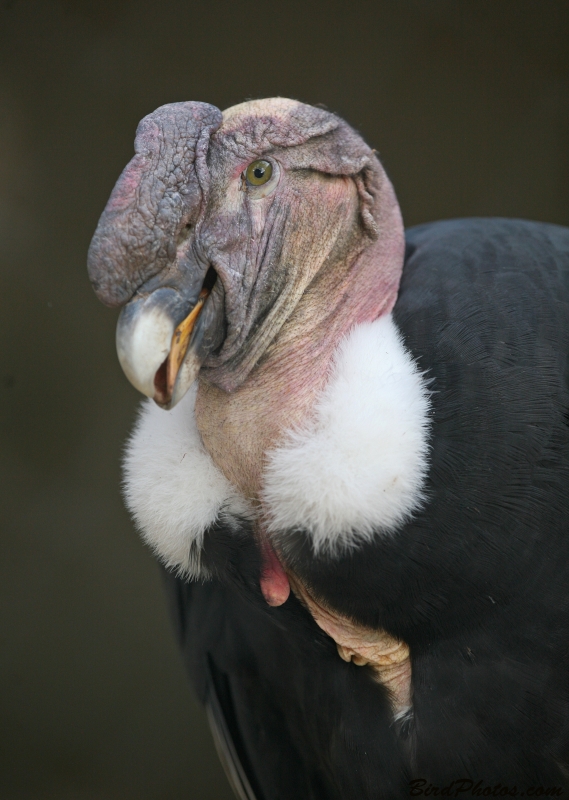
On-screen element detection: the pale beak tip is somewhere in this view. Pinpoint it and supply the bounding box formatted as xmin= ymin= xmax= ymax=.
xmin=116 ymin=288 xmax=212 ymax=409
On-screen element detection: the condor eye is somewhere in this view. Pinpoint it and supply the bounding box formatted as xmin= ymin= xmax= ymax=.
xmin=245 ymin=159 xmax=273 ymax=186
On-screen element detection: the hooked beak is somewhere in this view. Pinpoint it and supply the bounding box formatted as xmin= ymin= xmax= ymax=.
xmin=116 ymin=267 xmax=224 ymax=409
xmin=86 ymin=101 xmax=226 ymax=408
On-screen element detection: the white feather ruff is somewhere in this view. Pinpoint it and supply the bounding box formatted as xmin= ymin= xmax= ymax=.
xmin=122 ymin=383 xmax=251 ymax=578
xmin=122 ymin=315 xmax=431 ymax=572
xmin=262 ymin=315 xmax=431 ymax=553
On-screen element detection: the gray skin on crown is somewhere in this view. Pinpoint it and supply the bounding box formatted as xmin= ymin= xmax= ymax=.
xmin=87 ymin=98 xmax=388 ymax=392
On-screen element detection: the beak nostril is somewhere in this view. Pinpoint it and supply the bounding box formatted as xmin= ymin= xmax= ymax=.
xmin=176 ymin=222 xmax=193 ymax=248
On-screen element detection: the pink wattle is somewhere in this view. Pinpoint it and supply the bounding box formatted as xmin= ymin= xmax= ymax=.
xmin=260 ymin=542 xmax=290 ymax=606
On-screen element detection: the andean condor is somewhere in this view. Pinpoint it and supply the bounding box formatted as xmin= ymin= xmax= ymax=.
xmin=88 ymin=98 xmax=569 ymax=798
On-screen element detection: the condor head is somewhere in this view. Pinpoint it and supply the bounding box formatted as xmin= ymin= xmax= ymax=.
xmin=88 ymin=98 xmax=402 ymax=409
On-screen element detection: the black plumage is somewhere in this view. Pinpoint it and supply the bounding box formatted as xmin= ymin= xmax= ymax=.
xmin=165 ymin=218 xmax=569 ymax=797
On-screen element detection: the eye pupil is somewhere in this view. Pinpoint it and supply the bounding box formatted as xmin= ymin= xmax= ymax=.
xmin=245 ymin=159 xmax=273 ymax=187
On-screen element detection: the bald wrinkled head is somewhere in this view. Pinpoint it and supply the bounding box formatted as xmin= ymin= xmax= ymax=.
xmin=88 ymin=98 xmax=403 ymax=398
xmin=88 ymin=101 xmax=223 ymax=307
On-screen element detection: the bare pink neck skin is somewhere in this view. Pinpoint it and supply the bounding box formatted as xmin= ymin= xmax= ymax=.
xmin=269 ymin=213 xmax=403 ymax=393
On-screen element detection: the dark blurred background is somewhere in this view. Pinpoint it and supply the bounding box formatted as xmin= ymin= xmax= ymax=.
xmin=0 ymin=1 xmax=567 ymax=797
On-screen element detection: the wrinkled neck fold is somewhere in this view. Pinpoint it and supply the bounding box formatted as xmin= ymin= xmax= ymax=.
xmin=262 ymin=185 xmax=405 ymax=393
